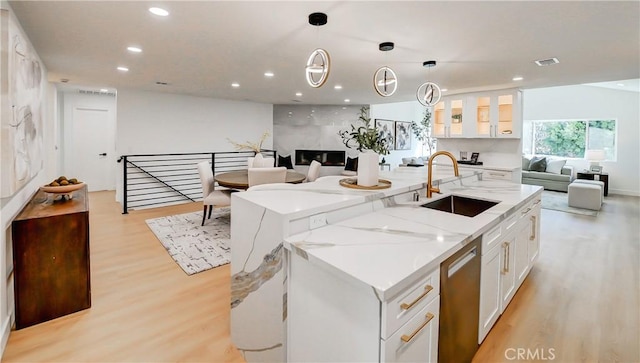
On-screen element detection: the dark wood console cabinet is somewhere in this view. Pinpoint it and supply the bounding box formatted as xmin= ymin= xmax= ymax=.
xmin=11 ymin=185 xmax=91 ymax=329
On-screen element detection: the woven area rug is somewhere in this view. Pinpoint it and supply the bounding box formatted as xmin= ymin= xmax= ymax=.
xmin=541 ymin=190 xmax=598 ymax=217
xmin=145 ymin=207 xmax=231 ymax=275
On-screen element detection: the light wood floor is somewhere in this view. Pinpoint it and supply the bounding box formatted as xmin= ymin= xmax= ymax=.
xmin=2 ymin=191 xmax=639 ymax=362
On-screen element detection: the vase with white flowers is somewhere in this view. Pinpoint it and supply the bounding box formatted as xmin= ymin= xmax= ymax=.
xmin=338 ymin=106 xmax=390 ymax=186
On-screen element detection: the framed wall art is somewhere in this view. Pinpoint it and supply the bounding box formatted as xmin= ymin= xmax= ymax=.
xmin=395 ymin=121 xmax=411 ymax=150
xmin=375 ymin=119 xmax=395 ymax=151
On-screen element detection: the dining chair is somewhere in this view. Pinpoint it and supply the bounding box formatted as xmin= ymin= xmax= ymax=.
xmin=197 ymin=161 xmax=235 ymax=226
xmin=247 ymin=167 xmax=287 ymax=188
xmin=306 ymin=160 xmax=321 ymax=182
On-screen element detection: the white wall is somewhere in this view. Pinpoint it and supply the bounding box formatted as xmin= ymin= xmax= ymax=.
xmin=523 ymin=85 xmax=640 ymax=196
xmin=273 ymin=104 xmax=365 ymax=176
xmin=370 ymin=100 xmax=425 ymax=168
xmin=273 ymin=101 xmax=425 ymax=176
xmin=0 ymin=2 xmax=59 ymax=355
xmin=115 ymin=89 xmax=273 ymax=201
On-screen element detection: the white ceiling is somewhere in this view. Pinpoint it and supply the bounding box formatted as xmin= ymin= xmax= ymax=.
xmin=8 ymin=1 xmax=640 ymax=105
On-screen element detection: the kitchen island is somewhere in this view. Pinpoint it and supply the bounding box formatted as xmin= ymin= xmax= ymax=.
xmin=229 ymin=166 xmax=541 ymax=362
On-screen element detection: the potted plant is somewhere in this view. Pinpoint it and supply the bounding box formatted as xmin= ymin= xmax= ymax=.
xmin=411 ymin=108 xmax=437 ymax=158
xmin=338 ymin=106 xmax=390 ymax=186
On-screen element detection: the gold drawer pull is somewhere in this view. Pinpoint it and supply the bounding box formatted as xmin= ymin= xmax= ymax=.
xmin=400 ymin=285 xmax=433 ymax=310
xmin=401 ymin=312 xmax=435 ymax=343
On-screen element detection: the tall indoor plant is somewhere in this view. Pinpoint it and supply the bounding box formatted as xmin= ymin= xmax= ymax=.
xmin=411 ymin=107 xmax=437 ymax=158
xmin=338 ymin=106 xmax=390 ymax=186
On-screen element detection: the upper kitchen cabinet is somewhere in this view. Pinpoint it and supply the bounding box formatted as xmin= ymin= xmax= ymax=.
xmin=432 ymin=88 xmax=522 ymax=139
xmin=432 ymin=97 xmax=465 ymax=138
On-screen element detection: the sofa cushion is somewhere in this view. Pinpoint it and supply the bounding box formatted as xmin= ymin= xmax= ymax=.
xmin=545 ymin=158 xmax=566 ymax=174
xmin=345 ymin=156 xmax=358 ymax=171
xmin=522 ymin=170 xmax=571 ymax=182
xmin=528 ymin=156 xmax=547 ymax=172
xmin=522 ymin=156 xmax=531 ymax=171
xmin=278 ymin=155 xmax=294 ymax=169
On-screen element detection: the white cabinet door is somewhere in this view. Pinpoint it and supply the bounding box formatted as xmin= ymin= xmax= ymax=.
xmin=382 ymin=297 xmax=440 ymax=363
xmin=514 ymin=217 xmax=532 ymax=289
xmin=479 ymin=243 xmax=501 ymax=343
xmin=500 ymin=233 xmax=517 ymax=313
xmin=528 ymin=206 xmax=541 ymax=265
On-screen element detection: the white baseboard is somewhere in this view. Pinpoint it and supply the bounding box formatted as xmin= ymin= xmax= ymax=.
xmin=609 ymin=188 xmax=640 ymax=197
xmin=0 ymin=314 xmax=12 ymax=359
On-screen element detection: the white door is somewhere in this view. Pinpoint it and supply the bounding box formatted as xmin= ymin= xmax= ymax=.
xmin=71 ymin=107 xmax=111 ymax=191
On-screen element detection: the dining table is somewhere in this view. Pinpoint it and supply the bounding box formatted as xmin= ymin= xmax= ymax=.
xmin=214 ymin=170 xmax=306 ymax=190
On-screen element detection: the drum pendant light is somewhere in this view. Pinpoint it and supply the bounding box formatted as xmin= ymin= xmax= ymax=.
xmin=373 ymin=42 xmax=398 ymax=97
xmin=416 ymin=60 xmax=442 ymax=106
xmin=305 ymin=12 xmax=330 ymax=88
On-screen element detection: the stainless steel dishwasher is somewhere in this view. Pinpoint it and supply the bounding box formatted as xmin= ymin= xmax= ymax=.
xmin=438 ymin=236 xmax=482 ymax=363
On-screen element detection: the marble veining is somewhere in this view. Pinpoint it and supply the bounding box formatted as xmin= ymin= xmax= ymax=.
xmin=231 ymin=243 xmax=283 ymax=308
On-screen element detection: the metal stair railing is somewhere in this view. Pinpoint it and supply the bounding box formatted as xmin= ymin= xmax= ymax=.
xmin=118 ymin=150 xmax=276 ymax=214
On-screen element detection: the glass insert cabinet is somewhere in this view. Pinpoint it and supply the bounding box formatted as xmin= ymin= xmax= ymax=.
xmin=432 ymin=88 xmax=522 ymax=139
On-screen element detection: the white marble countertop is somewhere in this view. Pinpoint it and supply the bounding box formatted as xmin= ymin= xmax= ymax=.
xmin=232 ymin=167 xmax=482 ymax=220
xmin=283 ymin=179 xmax=542 ymax=301
xmin=433 ymin=162 xmax=521 ymax=172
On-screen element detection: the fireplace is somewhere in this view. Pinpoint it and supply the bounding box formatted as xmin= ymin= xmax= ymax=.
xmin=295 ymin=150 xmax=345 ymax=166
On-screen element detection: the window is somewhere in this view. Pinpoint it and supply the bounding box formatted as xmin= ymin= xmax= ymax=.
xmin=523 ymin=119 xmax=617 ymax=161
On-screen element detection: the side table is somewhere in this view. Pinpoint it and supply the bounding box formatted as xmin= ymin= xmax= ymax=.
xmin=577 ymin=171 xmax=609 ymax=196
xmin=379 ymin=163 xmax=390 ymax=171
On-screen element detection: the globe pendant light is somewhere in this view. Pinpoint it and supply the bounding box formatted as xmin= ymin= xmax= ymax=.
xmin=305 ymin=12 xmax=330 ymax=88
xmin=373 ymin=42 xmax=398 ymax=97
xmin=416 ymin=60 xmax=442 ymax=106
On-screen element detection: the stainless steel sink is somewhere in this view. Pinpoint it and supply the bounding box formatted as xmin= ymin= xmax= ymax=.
xmin=421 ymin=195 xmax=499 ymax=217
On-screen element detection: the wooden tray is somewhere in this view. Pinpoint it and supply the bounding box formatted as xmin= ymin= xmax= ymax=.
xmin=339 ymin=178 xmax=392 ymax=190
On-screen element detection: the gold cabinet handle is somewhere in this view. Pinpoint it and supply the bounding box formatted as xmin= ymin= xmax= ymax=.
xmin=501 ymin=242 xmax=509 ymax=274
xmin=400 ymin=285 xmax=433 ymax=311
xmin=530 ymin=215 xmax=536 ymax=241
xmin=401 ymin=312 xmax=435 ymax=343
xmin=521 ymin=207 xmax=531 ymax=215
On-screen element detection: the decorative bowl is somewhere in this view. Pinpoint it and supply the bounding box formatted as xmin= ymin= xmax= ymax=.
xmin=41 ymin=182 xmax=84 ymax=194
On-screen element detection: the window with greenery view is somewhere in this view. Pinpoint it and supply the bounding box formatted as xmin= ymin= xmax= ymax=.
xmin=522 ymin=119 xmax=617 ymax=161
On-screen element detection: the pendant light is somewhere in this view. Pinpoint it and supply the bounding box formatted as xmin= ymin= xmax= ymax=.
xmin=416 ymin=60 xmax=442 ymax=106
xmin=305 ymin=12 xmax=330 ymax=88
xmin=373 ymin=42 xmax=398 ymax=97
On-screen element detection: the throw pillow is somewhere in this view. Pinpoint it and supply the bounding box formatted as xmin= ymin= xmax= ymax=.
xmin=545 ymin=158 xmax=566 ymax=174
xmin=278 ymin=155 xmax=294 ymax=169
xmin=528 ymin=156 xmax=547 ymax=172
xmin=522 ymin=156 xmax=531 ymax=171
xmin=402 ymin=157 xmax=413 ymax=165
xmin=345 ymin=156 xmax=358 ymax=171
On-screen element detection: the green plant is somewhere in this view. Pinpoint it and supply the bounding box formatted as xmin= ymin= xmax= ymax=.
xmin=338 ymin=106 xmax=390 ymax=155
xmin=411 ymin=108 xmax=437 ymax=156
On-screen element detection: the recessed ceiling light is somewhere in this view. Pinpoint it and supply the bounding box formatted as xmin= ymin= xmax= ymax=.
xmin=231 ymin=82 xmax=240 ymax=88
xmin=264 ymin=72 xmax=274 ymax=77
xmin=334 ymin=85 xmax=343 ymax=90
xmin=117 ymin=66 xmax=129 ymax=72
xmin=344 ymin=99 xmax=350 ymax=103
xmin=127 ymin=46 xmax=142 ymax=53
xmin=149 ymin=7 xmax=169 ymax=16
xmin=512 ymin=76 xmax=523 ymax=81
xmin=617 ymin=83 xmax=625 ymax=87
xmin=441 ymin=88 xmax=448 ymax=92
xmin=295 ymin=92 xmax=302 ymax=97
xmin=100 ymin=88 xmax=108 ymax=92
